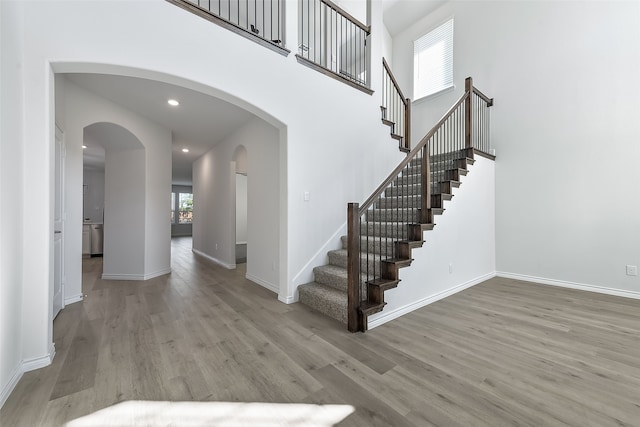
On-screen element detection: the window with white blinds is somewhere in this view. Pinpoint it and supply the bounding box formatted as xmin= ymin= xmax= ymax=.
xmin=413 ymin=18 xmax=454 ymax=100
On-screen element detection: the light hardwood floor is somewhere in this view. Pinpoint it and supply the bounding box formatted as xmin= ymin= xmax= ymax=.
xmin=2 ymin=237 xmax=640 ymax=426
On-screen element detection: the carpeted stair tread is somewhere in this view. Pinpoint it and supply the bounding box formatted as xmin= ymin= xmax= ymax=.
xmin=313 ymin=264 xmax=348 ymax=291
xmin=298 ymin=282 xmax=347 ymax=324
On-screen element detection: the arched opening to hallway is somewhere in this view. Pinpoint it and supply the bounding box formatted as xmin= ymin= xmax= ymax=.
xmin=53 ymin=68 xmax=287 ymax=350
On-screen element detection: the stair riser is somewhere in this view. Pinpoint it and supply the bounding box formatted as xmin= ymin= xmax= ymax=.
xmin=313 ymin=267 xmax=347 ymax=292
xmin=298 ymin=287 xmax=347 ymax=324
xmin=396 ymin=170 xmax=464 ymax=185
xmin=328 ymin=251 xmax=382 ymax=277
xmin=376 ymin=197 xmax=422 ymax=209
xmin=404 ymin=160 xmax=469 ymax=176
xmin=386 ymin=182 xmax=456 ymax=197
xmin=341 ymin=236 xmax=397 ymax=255
xmin=408 ymin=149 xmax=473 ymax=167
xmin=360 ymin=222 xmax=409 ymax=238
xmin=385 ymin=185 xmax=421 ymax=197
xmin=379 ymin=194 xmax=450 ymax=210
xmin=365 ymin=209 xmax=420 ymax=223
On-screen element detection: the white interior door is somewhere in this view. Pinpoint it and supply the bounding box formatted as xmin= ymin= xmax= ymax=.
xmin=53 ymin=126 xmax=65 ymax=319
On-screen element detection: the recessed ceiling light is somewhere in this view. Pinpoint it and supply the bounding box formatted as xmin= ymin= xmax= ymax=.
xmin=82 ymin=145 xmax=87 ymax=149
xmin=168 ymin=99 xmax=180 ymax=106
xmin=181 ymin=148 xmax=189 ymax=153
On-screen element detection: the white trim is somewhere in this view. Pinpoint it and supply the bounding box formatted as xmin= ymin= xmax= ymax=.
xmin=496 ymin=272 xmax=640 ymax=300
xmin=22 ymin=342 xmax=55 ymax=372
xmin=64 ymin=293 xmax=84 ymax=305
xmin=143 ymin=268 xmax=171 ymax=280
xmin=101 ymin=273 xmax=145 ymax=280
xmin=291 ymin=222 xmax=346 ymax=285
xmin=235 ymin=241 xmax=248 ymax=245
xmin=278 ymin=294 xmax=296 ymax=304
xmin=192 ymin=248 xmax=235 ymax=269
xmin=101 ymin=268 xmax=172 ymax=281
xmin=0 ymin=365 xmax=22 ymax=409
xmin=1 ymin=344 xmax=56 ymax=409
xmin=245 ymin=273 xmax=279 ymax=294
xmin=368 ymin=272 xmax=496 ymax=330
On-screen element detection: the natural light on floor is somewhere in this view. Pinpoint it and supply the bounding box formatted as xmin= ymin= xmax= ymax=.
xmin=64 ymin=401 xmax=355 ymax=426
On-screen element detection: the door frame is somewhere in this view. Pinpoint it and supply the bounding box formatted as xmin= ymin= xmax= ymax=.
xmin=53 ymin=125 xmax=66 ymax=320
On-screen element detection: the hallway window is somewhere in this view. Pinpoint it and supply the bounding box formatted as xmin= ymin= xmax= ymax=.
xmin=171 ymin=191 xmax=193 ymax=224
xmin=178 ymin=193 xmax=193 ymax=224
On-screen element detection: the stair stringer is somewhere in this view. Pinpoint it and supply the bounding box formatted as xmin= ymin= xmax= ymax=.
xmin=366 ymin=154 xmax=496 ymax=329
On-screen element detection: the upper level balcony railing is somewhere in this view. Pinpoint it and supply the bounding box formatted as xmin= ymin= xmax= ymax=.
xmin=296 ymin=0 xmax=372 ymax=93
xmin=168 ymin=0 xmax=288 ymax=55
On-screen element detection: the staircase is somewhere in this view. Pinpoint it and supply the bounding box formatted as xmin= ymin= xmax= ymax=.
xmin=298 ymin=150 xmax=475 ymax=326
xmin=299 ymin=74 xmax=494 ymax=332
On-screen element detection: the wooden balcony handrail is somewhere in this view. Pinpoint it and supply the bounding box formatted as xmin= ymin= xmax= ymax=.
xmin=382 ymin=58 xmax=408 ymax=107
xmin=319 ymin=0 xmax=371 ymax=33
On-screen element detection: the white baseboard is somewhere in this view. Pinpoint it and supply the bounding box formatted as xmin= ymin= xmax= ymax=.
xmin=496 ymin=271 xmax=640 ymax=300
xmin=22 ymin=343 xmax=56 ymax=372
xmin=64 ymin=293 xmax=84 ymax=305
xmin=102 ymin=273 xmax=145 ymax=280
xmin=1 ymin=343 xmax=56 ymax=410
xmin=102 ymin=268 xmax=171 ymax=281
xmin=143 ymin=268 xmax=172 ymax=280
xmin=0 ymin=365 xmax=22 ymax=409
xmin=368 ymin=272 xmax=497 ymax=330
xmin=245 ymin=273 xmax=279 ymax=294
xmin=278 ymin=294 xmax=297 ymax=304
xmin=192 ymin=249 xmax=235 ymax=269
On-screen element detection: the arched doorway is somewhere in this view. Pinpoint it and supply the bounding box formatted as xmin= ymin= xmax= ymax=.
xmin=83 ymin=122 xmax=146 ymax=279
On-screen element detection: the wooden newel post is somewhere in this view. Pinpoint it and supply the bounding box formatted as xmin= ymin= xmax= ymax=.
xmin=465 ymin=77 xmax=473 ymax=149
xmin=405 ymin=98 xmax=411 ymax=151
xmin=347 ymin=203 xmax=361 ymax=332
xmin=421 ymin=145 xmax=431 ymax=223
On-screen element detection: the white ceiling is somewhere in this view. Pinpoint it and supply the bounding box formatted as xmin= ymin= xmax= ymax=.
xmin=382 ymin=0 xmax=446 ymax=36
xmin=66 ymin=73 xmax=257 ymax=186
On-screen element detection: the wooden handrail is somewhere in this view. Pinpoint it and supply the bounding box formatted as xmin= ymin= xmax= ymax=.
xmin=319 ymin=0 xmax=371 ymax=33
xmin=382 ymin=58 xmax=408 ymax=107
xmin=473 ymin=87 xmax=494 ymax=106
xmin=359 ymin=91 xmax=469 ymax=216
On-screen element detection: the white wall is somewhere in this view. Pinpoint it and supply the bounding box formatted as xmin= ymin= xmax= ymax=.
xmin=103 ymin=147 xmax=146 ymax=279
xmin=0 ymin=0 xmax=26 ymax=408
xmin=83 ymin=169 xmax=105 ymax=223
xmin=369 ymin=156 xmax=496 ymax=327
xmin=193 ymin=118 xmax=281 ymax=292
xmin=392 ymin=1 xmax=640 ymax=296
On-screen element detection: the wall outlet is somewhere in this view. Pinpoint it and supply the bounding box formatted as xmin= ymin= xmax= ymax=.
xmin=304 ymin=191 xmax=310 ymax=201
xmin=626 ymin=265 xmax=638 ymax=276
xmin=215 ymin=243 xmax=218 ymax=250
xmin=449 ymin=263 xmax=453 ymax=274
